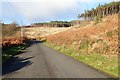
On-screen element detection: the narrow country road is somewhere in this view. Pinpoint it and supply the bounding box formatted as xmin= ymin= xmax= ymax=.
xmin=3 ymin=40 xmax=110 ymax=78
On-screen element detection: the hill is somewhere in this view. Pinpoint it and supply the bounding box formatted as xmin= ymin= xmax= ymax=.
xmin=44 ymin=14 xmax=119 ymax=77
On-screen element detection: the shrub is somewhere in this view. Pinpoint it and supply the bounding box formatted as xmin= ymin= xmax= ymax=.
xmin=2 ymin=23 xmax=19 ymax=37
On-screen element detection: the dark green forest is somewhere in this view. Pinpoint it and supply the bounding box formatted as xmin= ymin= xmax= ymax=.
xmin=33 ymin=21 xmax=71 ymax=27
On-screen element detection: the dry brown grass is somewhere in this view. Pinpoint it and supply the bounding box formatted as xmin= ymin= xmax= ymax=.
xmin=2 ymin=37 xmax=26 ymax=47
xmin=45 ymin=14 xmax=119 ymax=56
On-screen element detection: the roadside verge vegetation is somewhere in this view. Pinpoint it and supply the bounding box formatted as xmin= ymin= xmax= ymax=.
xmin=2 ymin=38 xmax=30 ymax=63
xmin=43 ymin=14 xmax=119 ymax=78
xmin=1 ymin=23 xmax=30 ymax=63
xmin=44 ymin=42 xmax=118 ymax=78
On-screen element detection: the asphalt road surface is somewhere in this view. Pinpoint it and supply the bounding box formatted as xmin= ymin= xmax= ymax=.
xmin=3 ymin=40 xmax=110 ymax=78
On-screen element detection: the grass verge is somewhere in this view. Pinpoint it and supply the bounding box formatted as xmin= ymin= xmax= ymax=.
xmin=2 ymin=42 xmax=30 ymax=63
xmin=44 ymin=42 xmax=119 ymax=78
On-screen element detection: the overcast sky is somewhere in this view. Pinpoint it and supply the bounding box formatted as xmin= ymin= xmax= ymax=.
xmin=1 ymin=0 xmax=119 ymax=25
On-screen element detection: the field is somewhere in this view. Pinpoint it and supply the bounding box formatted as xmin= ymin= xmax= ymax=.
xmin=24 ymin=26 xmax=76 ymax=39
xmin=44 ymin=14 xmax=119 ymax=77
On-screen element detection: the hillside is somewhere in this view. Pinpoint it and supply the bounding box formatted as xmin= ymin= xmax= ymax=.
xmin=23 ymin=21 xmax=91 ymax=39
xmin=44 ymin=14 xmax=119 ymax=77
xmin=46 ymin=14 xmax=118 ymax=55
xmin=24 ymin=27 xmax=72 ymax=39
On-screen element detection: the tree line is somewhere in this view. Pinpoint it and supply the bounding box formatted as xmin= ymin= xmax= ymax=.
xmin=33 ymin=21 xmax=72 ymax=27
xmin=78 ymin=1 xmax=120 ymax=20
xmin=33 ymin=2 xmax=120 ymax=27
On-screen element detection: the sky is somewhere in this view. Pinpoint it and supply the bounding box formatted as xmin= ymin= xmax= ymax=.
xmin=0 ymin=0 xmax=119 ymax=25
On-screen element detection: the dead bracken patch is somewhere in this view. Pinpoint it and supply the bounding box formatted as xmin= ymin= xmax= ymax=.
xmin=45 ymin=14 xmax=119 ymax=56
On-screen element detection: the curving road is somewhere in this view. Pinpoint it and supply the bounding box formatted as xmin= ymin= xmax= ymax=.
xmin=3 ymin=40 xmax=110 ymax=78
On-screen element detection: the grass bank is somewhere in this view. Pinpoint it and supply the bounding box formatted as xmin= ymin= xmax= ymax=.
xmin=44 ymin=42 xmax=119 ymax=78
xmin=2 ymin=41 xmax=30 ymax=63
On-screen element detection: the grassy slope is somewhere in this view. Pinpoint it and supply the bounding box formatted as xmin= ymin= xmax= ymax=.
xmin=1 ymin=24 xmax=31 ymax=63
xmin=44 ymin=14 xmax=119 ymax=77
xmin=2 ymin=44 xmax=29 ymax=63
xmin=2 ymin=38 xmax=30 ymax=63
xmin=24 ymin=27 xmax=72 ymax=39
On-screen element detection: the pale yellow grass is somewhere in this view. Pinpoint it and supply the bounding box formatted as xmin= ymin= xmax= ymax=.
xmin=24 ymin=27 xmax=73 ymax=39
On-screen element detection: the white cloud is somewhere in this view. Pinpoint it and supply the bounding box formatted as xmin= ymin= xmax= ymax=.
xmin=7 ymin=0 xmax=77 ymax=21
xmin=2 ymin=0 xmax=119 ymax=23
